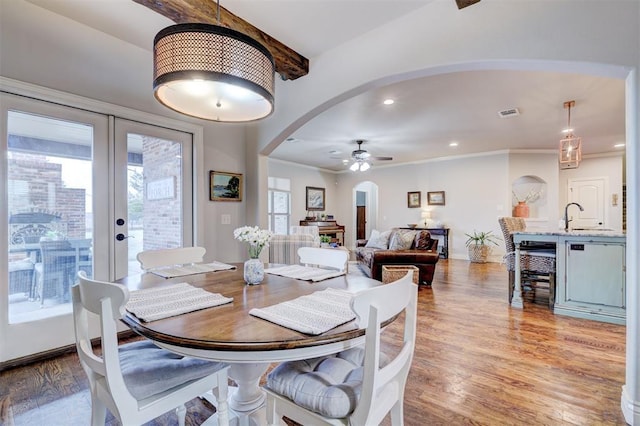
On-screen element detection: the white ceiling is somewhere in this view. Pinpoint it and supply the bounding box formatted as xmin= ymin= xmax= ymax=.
xmin=23 ymin=0 xmax=627 ymax=172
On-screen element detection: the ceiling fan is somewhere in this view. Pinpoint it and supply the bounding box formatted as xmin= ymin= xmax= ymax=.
xmin=349 ymin=140 xmax=393 ymax=171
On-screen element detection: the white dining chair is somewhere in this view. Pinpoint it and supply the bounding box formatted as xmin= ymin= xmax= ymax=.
xmin=72 ymin=271 xmax=230 ymax=426
xmin=264 ymin=271 xmax=418 ymax=426
xmin=297 ymin=246 xmax=349 ymax=272
xmin=136 ymin=246 xmax=206 ymax=271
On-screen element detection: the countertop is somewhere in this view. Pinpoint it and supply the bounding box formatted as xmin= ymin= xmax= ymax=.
xmin=513 ymin=229 xmax=626 ymax=238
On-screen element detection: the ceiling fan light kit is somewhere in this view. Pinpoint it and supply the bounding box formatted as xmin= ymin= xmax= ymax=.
xmin=559 ymin=100 xmax=582 ymax=169
xmin=153 ymin=0 xmax=275 ymax=122
xmin=348 ymin=140 xmax=392 ymax=171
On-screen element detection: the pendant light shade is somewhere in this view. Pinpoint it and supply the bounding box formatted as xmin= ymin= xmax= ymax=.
xmin=153 ymin=23 xmax=275 ymax=122
xmin=558 ymin=100 xmax=582 ymax=169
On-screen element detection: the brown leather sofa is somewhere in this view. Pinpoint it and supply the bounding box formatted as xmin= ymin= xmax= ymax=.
xmin=354 ymin=228 xmax=440 ymax=286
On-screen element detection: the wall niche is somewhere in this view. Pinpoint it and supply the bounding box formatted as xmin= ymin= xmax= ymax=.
xmin=512 ymin=175 xmax=548 ymax=219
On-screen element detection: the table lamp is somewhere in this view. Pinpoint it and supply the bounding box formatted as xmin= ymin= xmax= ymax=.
xmin=421 ymin=210 xmax=432 ymax=228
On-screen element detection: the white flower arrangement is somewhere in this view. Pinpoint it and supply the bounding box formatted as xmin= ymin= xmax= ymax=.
xmin=512 ymin=187 xmax=543 ymax=204
xmin=233 ymin=226 xmax=273 ymax=259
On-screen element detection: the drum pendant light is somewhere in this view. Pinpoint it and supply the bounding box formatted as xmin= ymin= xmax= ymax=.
xmin=153 ymin=1 xmax=275 ymax=122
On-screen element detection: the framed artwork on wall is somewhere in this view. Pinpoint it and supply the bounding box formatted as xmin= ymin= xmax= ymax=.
xmin=407 ymin=191 xmax=421 ymax=208
xmin=427 ymin=191 xmax=445 ymax=206
xmin=210 ymin=170 xmax=243 ymax=201
xmin=306 ymin=186 xmax=325 ymax=211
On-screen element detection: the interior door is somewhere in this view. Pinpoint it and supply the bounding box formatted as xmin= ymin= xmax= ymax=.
xmin=568 ymin=177 xmax=607 ymax=229
xmin=1 ymin=93 xmax=109 ymax=361
xmin=113 ymin=119 xmax=193 ymax=280
xmin=356 ymin=206 xmax=366 ymax=240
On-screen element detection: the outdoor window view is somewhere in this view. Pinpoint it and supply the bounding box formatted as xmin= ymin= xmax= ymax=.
xmin=6 ymin=111 xmax=187 ymax=324
xmin=7 ymin=111 xmax=94 ymax=323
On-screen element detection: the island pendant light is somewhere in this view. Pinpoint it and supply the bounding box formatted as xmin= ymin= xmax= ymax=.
xmin=559 ymin=100 xmax=582 ymax=169
xmin=153 ymin=0 xmax=275 ymax=122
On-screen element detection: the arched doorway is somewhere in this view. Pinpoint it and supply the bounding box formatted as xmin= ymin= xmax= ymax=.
xmin=352 ymin=181 xmax=378 ymax=243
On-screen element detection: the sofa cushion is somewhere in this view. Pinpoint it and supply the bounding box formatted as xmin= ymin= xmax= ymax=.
xmin=414 ymin=230 xmax=433 ymax=250
xmin=389 ymin=229 xmax=417 ymax=250
xmin=364 ymin=229 xmax=391 ymax=249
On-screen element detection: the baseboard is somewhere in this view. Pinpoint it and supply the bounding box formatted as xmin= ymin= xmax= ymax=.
xmin=622 ymin=385 xmax=640 ymax=425
xmin=0 ymin=329 xmax=138 ymax=371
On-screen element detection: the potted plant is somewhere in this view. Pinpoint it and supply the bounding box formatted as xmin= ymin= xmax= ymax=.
xmin=320 ymin=234 xmax=332 ymax=247
xmin=465 ymin=230 xmax=501 ymax=263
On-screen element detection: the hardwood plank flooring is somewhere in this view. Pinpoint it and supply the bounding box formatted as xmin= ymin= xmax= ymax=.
xmin=0 ymin=259 xmax=627 ymax=425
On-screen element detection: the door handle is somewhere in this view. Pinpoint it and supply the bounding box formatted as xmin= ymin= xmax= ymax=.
xmin=116 ymin=233 xmax=130 ymax=241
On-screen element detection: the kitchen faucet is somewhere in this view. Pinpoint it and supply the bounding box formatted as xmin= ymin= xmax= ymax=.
xmin=564 ymin=202 xmax=584 ymax=232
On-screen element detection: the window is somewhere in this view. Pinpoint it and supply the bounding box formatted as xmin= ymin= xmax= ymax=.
xmin=268 ymin=177 xmax=291 ymax=235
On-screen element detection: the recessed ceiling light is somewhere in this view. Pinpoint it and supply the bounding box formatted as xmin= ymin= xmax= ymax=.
xmin=342 ymin=159 xmax=349 ymax=164
xmin=329 ymin=150 xmax=341 ymax=155
xmin=449 ymin=142 xmax=459 ymax=147
xmin=614 ymin=143 xmax=626 ymax=148
xmin=383 ymin=99 xmax=394 ymax=105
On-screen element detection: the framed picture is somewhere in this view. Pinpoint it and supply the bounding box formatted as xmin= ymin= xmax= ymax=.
xmin=306 ymin=186 xmax=325 ymax=211
xmin=210 ymin=171 xmax=243 ymax=202
xmin=427 ymin=191 xmax=446 ymax=206
xmin=407 ymin=191 xmax=421 ymax=208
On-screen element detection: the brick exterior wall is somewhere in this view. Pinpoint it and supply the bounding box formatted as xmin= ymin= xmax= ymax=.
xmin=8 ymin=152 xmax=87 ymax=239
xmin=141 ymin=136 xmax=183 ymax=250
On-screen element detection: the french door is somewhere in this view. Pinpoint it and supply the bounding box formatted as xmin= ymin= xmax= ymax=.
xmin=1 ymin=92 xmax=194 ymax=362
xmin=113 ymin=119 xmax=193 ymax=279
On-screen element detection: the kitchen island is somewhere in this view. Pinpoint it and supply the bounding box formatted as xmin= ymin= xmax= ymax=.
xmin=512 ymin=230 xmax=626 ymax=324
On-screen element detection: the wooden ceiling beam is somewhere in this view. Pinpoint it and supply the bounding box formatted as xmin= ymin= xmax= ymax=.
xmin=455 ymin=0 xmax=481 ymax=9
xmin=133 ymin=0 xmax=309 ymax=80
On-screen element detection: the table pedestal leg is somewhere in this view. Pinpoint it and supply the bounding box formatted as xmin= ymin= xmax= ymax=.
xmin=201 ymin=362 xmax=271 ymax=426
xmin=228 ymin=363 xmax=269 ymax=412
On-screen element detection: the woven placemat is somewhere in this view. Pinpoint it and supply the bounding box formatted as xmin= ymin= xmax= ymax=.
xmin=151 ymin=261 xmax=236 ymax=278
xmin=249 ymin=288 xmax=355 ymax=335
xmin=265 ymin=265 xmax=345 ymax=282
xmin=126 ymin=282 xmax=233 ymax=322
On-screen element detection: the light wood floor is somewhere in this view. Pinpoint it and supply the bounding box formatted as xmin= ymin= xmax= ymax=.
xmin=0 ymin=259 xmax=627 ymax=425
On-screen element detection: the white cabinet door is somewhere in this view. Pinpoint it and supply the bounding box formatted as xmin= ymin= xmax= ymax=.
xmin=565 ymin=241 xmax=625 ymax=308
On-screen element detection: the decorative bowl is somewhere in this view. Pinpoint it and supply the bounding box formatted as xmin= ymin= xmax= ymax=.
xmin=407 ymin=224 xmax=418 ymax=229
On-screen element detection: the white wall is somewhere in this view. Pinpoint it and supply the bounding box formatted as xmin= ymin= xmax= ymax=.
xmin=508 ymin=152 xmax=560 ymax=230
xmin=202 ymin=125 xmax=247 ymax=263
xmin=267 ymin=159 xmax=338 ymax=230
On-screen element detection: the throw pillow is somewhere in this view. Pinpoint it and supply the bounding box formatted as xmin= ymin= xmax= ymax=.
xmin=389 ymin=229 xmax=416 ymax=250
xmin=414 ymin=230 xmax=432 ymax=250
xmin=365 ymin=230 xmax=391 ymax=249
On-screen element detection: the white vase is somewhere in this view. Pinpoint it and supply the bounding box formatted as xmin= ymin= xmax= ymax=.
xmin=244 ymin=258 xmax=264 ymax=285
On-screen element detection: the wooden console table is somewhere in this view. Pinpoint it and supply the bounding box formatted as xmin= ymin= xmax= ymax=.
xmin=401 ymin=227 xmax=449 ymax=259
xmin=300 ymin=220 xmax=345 ymax=245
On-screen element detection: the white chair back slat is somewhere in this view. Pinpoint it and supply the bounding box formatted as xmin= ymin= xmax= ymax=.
xmin=297 ymin=247 xmax=348 ymax=272
xmin=136 ymin=246 xmax=206 ymax=270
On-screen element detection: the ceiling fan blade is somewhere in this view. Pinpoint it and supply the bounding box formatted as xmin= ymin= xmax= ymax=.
xmin=371 ymin=156 xmax=393 ymax=161
xmin=455 ymin=0 xmax=481 ymax=9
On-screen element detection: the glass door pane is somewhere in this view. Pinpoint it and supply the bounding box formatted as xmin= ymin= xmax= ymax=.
xmin=7 ymin=111 xmax=94 ymax=323
xmin=114 ymin=120 xmax=193 ymax=279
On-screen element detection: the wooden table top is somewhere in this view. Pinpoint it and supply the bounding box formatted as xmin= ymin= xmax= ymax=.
xmin=119 ymin=264 xmax=382 ymax=353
